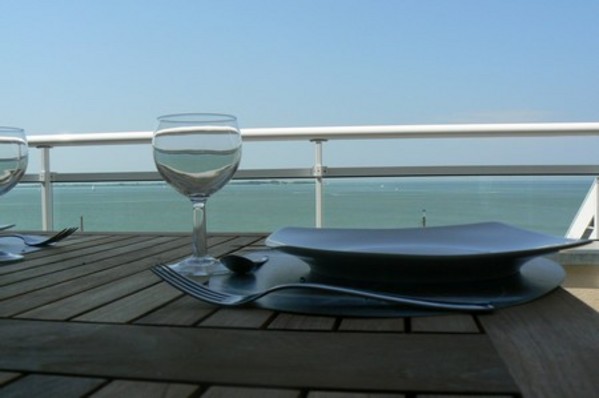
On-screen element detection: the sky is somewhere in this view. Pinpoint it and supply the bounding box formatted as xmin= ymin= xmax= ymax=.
xmin=1 ymin=0 xmax=599 ymax=173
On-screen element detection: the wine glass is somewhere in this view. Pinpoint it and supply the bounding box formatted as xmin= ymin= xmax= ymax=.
xmin=153 ymin=113 xmax=242 ymax=276
xmin=0 ymin=126 xmax=29 ymax=261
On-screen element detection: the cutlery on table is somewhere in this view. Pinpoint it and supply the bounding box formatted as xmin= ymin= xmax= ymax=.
xmin=152 ymin=264 xmax=494 ymax=313
xmin=0 ymin=227 xmax=78 ymax=247
xmin=220 ymin=254 xmax=269 ymax=274
xmin=0 ymin=224 xmax=16 ymax=231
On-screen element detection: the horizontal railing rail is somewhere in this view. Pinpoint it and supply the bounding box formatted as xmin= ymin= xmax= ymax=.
xmin=20 ymin=122 xmax=599 ymax=235
xmin=20 ymin=165 xmax=599 ymax=184
xmin=26 ymin=122 xmax=599 ymax=146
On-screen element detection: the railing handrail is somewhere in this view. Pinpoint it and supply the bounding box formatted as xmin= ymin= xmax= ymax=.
xmin=26 ymin=121 xmax=599 ymax=147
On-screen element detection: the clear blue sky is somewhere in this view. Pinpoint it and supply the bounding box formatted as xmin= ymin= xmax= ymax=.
xmin=2 ymin=0 xmax=599 ymax=172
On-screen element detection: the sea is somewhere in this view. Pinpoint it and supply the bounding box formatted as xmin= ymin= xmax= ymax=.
xmin=0 ymin=176 xmax=594 ymax=237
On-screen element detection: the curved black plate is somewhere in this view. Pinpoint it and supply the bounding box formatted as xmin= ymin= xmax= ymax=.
xmin=265 ymin=222 xmax=588 ymax=283
xmin=209 ymin=250 xmax=566 ymax=317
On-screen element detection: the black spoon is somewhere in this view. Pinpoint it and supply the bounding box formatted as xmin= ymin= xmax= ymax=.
xmin=220 ymin=255 xmax=269 ymax=274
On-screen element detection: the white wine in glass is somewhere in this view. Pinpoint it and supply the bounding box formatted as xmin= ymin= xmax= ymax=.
xmin=153 ymin=113 xmax=242 ymax=276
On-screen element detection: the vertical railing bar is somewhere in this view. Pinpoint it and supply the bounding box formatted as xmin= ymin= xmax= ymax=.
xmin=39 ymin=146 xmax=54 ymax=231
xmin=311 ymin=139 xmax=327 ymax=228
xmin=594 ymin=176 xmax=599 ymax=239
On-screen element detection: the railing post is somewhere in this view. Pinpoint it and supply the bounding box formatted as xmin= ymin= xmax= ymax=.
xmin=311 ymin=139 xmax=327 ymax=228
xmin=38 ymin=146 xmax=54 ymax=231
xmin=595 ymin=176 xmax=599 ymax=239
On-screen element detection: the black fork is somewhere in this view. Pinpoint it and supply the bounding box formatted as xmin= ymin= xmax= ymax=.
xmin=152 ymin=264 xmax=494 ymax=312
xmin=1 ymin=227 xmax=78 ymax=247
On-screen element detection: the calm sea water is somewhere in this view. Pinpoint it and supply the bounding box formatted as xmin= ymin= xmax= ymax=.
xmin=0 ymin=176 xmax=593 ymax=236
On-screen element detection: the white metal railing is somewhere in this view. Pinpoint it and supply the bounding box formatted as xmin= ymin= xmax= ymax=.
xmin=566 ymin=177 xmax=599 ymax=239
xmin=26 ymin=121 xmax=599 ymax=146
xmin=22 ymin=122 xmax=599 ymax=235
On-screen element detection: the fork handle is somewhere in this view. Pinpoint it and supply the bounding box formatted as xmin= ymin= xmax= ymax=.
xmin=269 ymin=283 xmax=495 ymax=312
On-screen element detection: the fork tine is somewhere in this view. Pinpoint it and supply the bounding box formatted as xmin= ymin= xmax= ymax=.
xmin=152 ymin=266 xmax=200 ymax=296
xmin=56 ymin=227 xmax=77 ymax=238
xmin=45 ymin=228 xmax=69 ymax=241
xmin=38 ymin=227 xmax=77 ymax=245
xmin=152 ymin=265 xmax=221 ymax=304
xmin=153 ymin=266 xmax=206 ymax=297
xmin=152 ymin=265 xmax=215 ymax=299
xmin=155 ymin=265 xmax=214 ymax=296
xmin=59 ymin=227 xmax=78 ymax=240
xmin=53 ymin=227 xmax=77 ymax=240
xmin=23 ymin=229 xmax=67 ymax=247
xmin=155 ymin=265 xmax=229 ymax=300
xmin=154 ymin=269 xmax=209 ymax=302
xmin=159 ymin=266 xmax=231 ymax=302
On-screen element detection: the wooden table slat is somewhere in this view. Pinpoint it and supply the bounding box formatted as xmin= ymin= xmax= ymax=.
xmin=17 ymin=269 xmax=161 ymax=320
xmin=308 ymin=392 xmax=406 ymax=398
xmin=202 ymin=385 xmax=301 ymax=398
xmin=0 ymin=234 xmax=138 ymax=279
xmin=90 ymin=379 xmax=200 ymax=398
xmin=0 ymin=374 xmax=106 ymax=398
xmin=0 ymin=236 xmax=180 ymax=299
xmin=267 ymin=313 xmax=338 ymax=331
xmin=481 ymin=289 xmax=599 ymax=398
xmin=73 ymin=279 xmax=181 ymax=323
xmin=411 ymin=314 xmax=480 ymax=333
xmin=0 ymin=236 xmax=196 ymax=317
xmin=0 ymin=371 xmax=21 ymax=386
xmin=0 ymin=318 xmax=518 ymax=394
xmin=135 ymin=295 xmax=216 ymax=326
xmin=416 ymin=395 xmax=515 ymax=398
xmin=338 ymin=317 xmax=405 ymax=332
xmin=200 ymin=307 xmax=274 ymax=329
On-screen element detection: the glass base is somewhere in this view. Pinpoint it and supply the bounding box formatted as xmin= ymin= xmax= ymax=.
xmin=168 ymin=255 xmax=230 ymax=277
xmin=0 ymin=250 xmax=23 ymax=262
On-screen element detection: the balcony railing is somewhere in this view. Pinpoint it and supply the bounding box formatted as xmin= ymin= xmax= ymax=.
xmin=21 ymin=122 xmax=599 ymax=237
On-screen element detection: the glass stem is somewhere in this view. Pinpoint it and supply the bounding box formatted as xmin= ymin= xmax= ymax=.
xmin=191 ymin=198 xmax=208 ymax=258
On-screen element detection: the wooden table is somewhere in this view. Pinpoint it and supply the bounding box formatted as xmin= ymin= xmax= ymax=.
xmin=0 ymin=232 xmax=598 ymax=398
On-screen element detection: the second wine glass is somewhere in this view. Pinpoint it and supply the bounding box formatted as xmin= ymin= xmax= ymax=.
xmin=153 ymin=113 xmax=242 ymax=276
xmin=0 ymin=126 xmax=29 ymax=261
